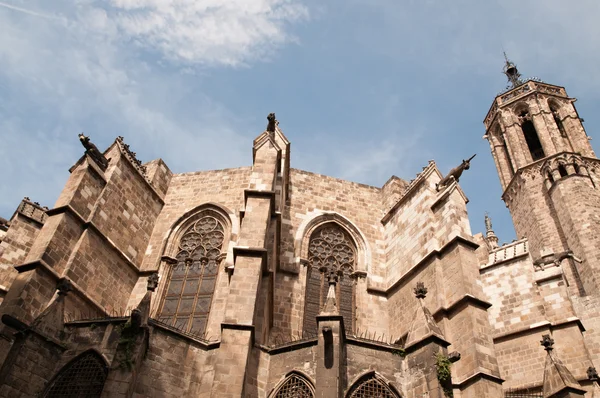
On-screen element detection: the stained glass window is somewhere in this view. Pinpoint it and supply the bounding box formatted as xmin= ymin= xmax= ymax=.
xmin=43 ymin=351 xmax=107 ymax=397
xmin=159 ymin=214 xmax=224 ymax=335
xmin=303 ymin=224 xmax=356 ymax=333
xmin=348 ymin=375 xmax=399 ymax=398
xmin=273 ymin=373 xmax=314 ymax=398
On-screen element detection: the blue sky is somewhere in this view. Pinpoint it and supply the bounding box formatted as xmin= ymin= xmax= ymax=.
xmin=1 ymin=0 xmax=600 ymax=245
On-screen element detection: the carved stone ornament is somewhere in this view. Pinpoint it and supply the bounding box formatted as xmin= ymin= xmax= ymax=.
xmin=57 ymin=277 xmax=73 ymax=296
xmin=540 ymin=334 xmax=554 ymax=351
xmin=587 ymin=366 xmax=599 ymax=382
xmin=414 ymin=282 xmax=427 ymax=299
xmin=78 ymin=133 xmax=109 ymax=171
xmin=147 ymin=272 xmax=159 ymax=292
xmin=266 ymin=113 xmax=277 ymax=133
xmin=437 ymin=154 xmax=476 ymax=191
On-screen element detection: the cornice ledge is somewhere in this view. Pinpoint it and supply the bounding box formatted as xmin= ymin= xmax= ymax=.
xmin=432 ymin=294 xmax=493 ymax=320
xmin=375 ymin=235 xmax=479 ymax=296
xmin=346 ymin=335 xmax=405 ymax=353
xmin=492 ymin=317 xmax=584 ymax=343
xmin=502 ymin=151 xmax=585 ymax=202
xmin=403 ymin=333 xmax=451 ymax=354
xmin=46 ymin=205 xmax=142 ymax=274
xmin=257 ymin=337 xmax=318 ymax=355
xmin=14 ymin=259 xmax=108 ymax=316
xmin=451 ymin=369 xmax=504 ymax=389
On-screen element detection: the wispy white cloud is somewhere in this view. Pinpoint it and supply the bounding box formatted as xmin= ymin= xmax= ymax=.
xmin=99 ymin=0 xmax=309 ymax=66
xmin=0 ymin=0 xmax=308 ymax=213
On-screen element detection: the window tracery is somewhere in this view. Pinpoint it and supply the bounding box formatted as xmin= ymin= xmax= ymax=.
xmin=159 ymin=214 xmax=225 ymax=334
xmin=303 ymin=224 xmax=356 ymax=333
xmin=347 ymin=375 xmax=399 ymax=398
xmin=273 ymin=373 xmax=314 ymax=398
xmin=43 ymin=351 xmax=108 ymax=398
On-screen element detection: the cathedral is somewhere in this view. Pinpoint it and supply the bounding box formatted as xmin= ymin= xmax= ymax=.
xmin=0 ymin=59 xmax=600 ymax=398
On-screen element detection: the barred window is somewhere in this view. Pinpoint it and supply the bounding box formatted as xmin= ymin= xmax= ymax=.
xmin=273 ymin=373 xmax=314 ymax=398
xmin=159 ymin=214 xmax=225 ymax=335
xmin=303 ymin=224 xmax=356 ymax=333
xmin=43 ymin=351 xmax=108 ymax=397
xmin=348 ymin=374 xmax=399 ymax=398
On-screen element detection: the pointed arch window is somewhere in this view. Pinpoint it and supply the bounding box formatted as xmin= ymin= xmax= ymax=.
xmin=158 ymin=213 xmax=225 ymax=335
xmin=550 ymin=102 xmax=567 ymax=137
xmin=272 ymin=373 xmax=315 ymax=398
xmin=347 ymin=374 xmax=400 ymax=398
xmin=518 ymin=110 xmax=545 ymax=161
xmin=303 ymin=224 xmax=356 ymax=334
xmin=43 ymin=351 xmax=108 ymax=397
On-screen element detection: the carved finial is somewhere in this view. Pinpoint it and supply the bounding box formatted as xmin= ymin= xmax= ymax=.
xmin=503 ymin=53 xmax=523 ymax=89
xmin=485 ymin=212 xmax=493 ymax=233
xmin=57 ymin=278 xmax=72 ymax=296
xmin=147 ymin=272 xmax=159 ymax=292
xmin=266 ymin=113 xmax=277 ymax=133
xmin=541 ymin=334 xmax=554 ymax=351
xmin=587 ymin=366 xmax=599 ymax=382
xmin=414 ymin=282 xmax=427 ymax=299
xmin=327 ymin=271 xmax=338 ymax=286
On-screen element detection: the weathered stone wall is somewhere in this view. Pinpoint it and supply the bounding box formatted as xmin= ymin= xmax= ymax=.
xmin=90 ymin=148 xmax=164 ymax=266
xmin=480 ymin=247 xmax=545 ymax=335
xmin=346 ymin=344 xmax=402 ymax=391
xmin=550 ymin=173 xmax=600 ymax=294
xmin=0 ymin=333 xmax=63 ymax=397
xmin=266 ymin=345 xmax=316 ymax=394
xmin=479 ymin=240 xmax=593 ymax=390
xmin=133 ymin=329 xmax=216 ymax=397
xmin=383 ymin=170 xmax=472 ymax=287
xmin=0 ymin=213 xmax=43 ymax=292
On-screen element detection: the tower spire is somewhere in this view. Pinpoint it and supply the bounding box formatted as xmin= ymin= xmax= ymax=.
xmin=503 ymin=52 xmax=523 ymax=89
xmin=484 ymin=212 xmax=499 ymax=249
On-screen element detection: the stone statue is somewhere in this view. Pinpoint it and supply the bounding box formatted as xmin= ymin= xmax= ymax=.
xmin=266 ymin=113 xmax=277 ymax=133
xmin=78 ymin=133 xmax=108 ymax=170
xmin=484 ymin=212 xmax=492 ymax=232
xmin=436 ymin=154 xmax=476 ymax=191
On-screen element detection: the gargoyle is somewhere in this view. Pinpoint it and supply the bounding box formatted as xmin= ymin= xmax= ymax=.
xmin=266 ymin=113 xmax=277 ymax=133
xmin=79 ymin=133 xmax=108 ymax=170
xmin=436 ymin=154 xmax=476 ymax=191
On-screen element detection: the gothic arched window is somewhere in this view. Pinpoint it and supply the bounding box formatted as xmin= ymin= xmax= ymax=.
xmin=43 ymin=351 xmax=108 ymax=397
xmin=303 ymin=224 xmax=356 ymax=334
xmin=347 ymin=374 xmax=400 ymax=398
xmin=158 ymin=213 xmax=225 ymax=334
xmin=272 ymin=373 xmax=315 ymax=398
xmin=518 ymin=110 xmax=545 ymax=161
xmin=549 ymin=102 xmax=567 ymax=137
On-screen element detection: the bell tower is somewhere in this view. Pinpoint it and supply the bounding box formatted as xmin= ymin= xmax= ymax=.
xmin=483 ymin=57 xmax=600 ymax=295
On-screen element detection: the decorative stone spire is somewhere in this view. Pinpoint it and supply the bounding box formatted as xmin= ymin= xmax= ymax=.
xmin=321 ymin=271 xmax=339 ymax=315
xmin=484 ymin=212 xmax=499 ymax=249
xmin=541 ymin=334 xmax=586 ymax=397
xmin=503 ymin=52 xmax=523 ymax=89
xmin=405 ymin=282 xmax=447 ymax=349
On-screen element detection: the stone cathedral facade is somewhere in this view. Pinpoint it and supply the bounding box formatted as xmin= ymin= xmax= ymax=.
xmin=1 ymin=61 xmax=600 ymax=398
